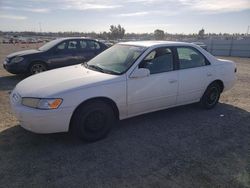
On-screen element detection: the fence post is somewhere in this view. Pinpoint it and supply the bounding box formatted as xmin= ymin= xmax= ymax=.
xmin=229 ymin=37 xmax=233 ymax=56
xmin=210 ymin=39 xmax=213 ymax=55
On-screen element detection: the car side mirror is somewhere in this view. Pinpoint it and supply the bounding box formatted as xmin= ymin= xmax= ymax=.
xmin=130 ymin=68 xmax=150 ymax=78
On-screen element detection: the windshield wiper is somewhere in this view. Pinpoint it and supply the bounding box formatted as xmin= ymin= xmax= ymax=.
xmin=83 ymin=63 xmax=119 ymax=75
xmin=88 ymin=64 xmax=105 ymax=72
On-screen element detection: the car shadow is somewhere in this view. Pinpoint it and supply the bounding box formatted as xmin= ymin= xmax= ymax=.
xmin=0 ymin=74 xmax=26 ymax=91
xmin=0 ymin=103 xmax=249 ymax=187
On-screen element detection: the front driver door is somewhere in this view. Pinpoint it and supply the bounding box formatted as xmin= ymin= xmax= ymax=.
xmin=48 ymin=40 xmax=79 ymax=68
xmin=127 ymin=47 xmax=178 ymax=116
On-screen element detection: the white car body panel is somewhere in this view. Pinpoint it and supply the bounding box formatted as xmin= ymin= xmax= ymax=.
xmin=10 ymin=41 xmax=237 ymax=133
xmin=176 ymin=65 xmax=214 ymax=105
xmin=127 ymin=71 xmax=178 ymax=117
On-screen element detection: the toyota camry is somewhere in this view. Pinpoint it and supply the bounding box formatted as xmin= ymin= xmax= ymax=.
xmin=10 ymin=41 xmax=237 ymax=141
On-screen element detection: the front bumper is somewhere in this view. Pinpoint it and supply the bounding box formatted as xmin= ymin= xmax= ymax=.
xmin=3 ymin=60 xmax=28 ymax=74
xmin=10 ymin=92 xmax=74 ymax=134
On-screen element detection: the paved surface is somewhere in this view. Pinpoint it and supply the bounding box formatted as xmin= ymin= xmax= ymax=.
xmin=0 ymin=43 xmax=249 ymax=187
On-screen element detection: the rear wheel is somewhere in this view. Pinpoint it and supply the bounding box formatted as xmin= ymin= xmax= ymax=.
xmin=200 ymin=83 xmax=221 ymax=109
xmin=29 ymin=63 xmax=47 ymax=75
xmin=71 ymin=101 xmax=115 ymax=142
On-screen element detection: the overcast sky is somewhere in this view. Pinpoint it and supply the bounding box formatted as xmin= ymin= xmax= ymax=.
xmin=0 ymin=0 xmax=250 ymax=34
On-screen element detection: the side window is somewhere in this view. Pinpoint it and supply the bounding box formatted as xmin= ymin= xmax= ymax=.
xmin=68 ymin=40 xmax=78 ymax=50
xmin=88 ymin=41 xmax=101 ymax=50
xmin=79 ymin=40 xmax=87 ymax=49
xmin=177 ymin=47 xmax=206 ymax=69
xmin=56 ymin=42 xmax=66 ymax=50
xmin=139 ymin=47 xmax=174 ymax=74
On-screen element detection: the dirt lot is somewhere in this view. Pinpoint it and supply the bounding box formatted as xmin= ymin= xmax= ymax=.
xmin=0 ymin=43 xmax=249 ymax=188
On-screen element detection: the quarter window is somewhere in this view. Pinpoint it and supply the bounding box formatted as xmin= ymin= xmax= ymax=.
xmin=177 ymin=47 xmax=206 ymax=69
xmin=139 ymin=47 xmax=174 ymax=74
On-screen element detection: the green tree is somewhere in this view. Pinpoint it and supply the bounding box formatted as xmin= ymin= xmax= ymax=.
xmin=154 ymin=29 xmax=165 ymax=40
xmin=109 ymin=24 xmax=125 ymax=39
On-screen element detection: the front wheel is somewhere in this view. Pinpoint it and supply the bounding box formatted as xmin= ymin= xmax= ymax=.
xmin=200 ymin=83 xmax=221 ymax=109
xmin=71 ymin=101 xmax=115 ymax=142
xmin=29 ymin=63 xmax=47 ymax=75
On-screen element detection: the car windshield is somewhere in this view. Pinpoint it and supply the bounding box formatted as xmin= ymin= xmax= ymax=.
xmin=85 ymin=44 xmax=146 ymax=75
xmin=38 ymin=39 xmax=63 ymax=51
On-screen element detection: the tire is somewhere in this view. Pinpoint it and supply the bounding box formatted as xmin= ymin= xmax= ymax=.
xmin=29 ymin=62 xmax=47 ymax=75
xmin=200 ymin=83 xmax=221 ymax=109
xmin=71 ymin=101 xmax=115 ymax=142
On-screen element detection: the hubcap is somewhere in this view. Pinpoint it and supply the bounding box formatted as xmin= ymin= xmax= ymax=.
xmin=31 ymin=64 xmax=46 ymax=74
xmin=84 ymin=111 xmax=106 ymax=132
xmin=207 ymin=87 xmax=219 ymax=105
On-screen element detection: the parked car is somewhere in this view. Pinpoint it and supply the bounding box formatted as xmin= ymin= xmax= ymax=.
xmin=10 ymin=41 xmax=236 ymax=141
xmin=2 ymin=38 xmax=11 ymax=44
xmin=3 ymin=37 xmax=108 ymax=75
xmin=192 ymin=42 xmax=207 ymax=50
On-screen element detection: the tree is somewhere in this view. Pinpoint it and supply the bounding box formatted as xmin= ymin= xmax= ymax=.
xmin=154 ymin=29 xmax=165 ymax=40
xmin=198 ymin=28 xmax=205 ymax=39
xmin=109 ymin=24 xmax=125 ymax=39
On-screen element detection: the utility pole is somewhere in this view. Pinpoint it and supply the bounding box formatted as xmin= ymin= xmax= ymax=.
xmin=39 ymin=22 xmax=42 ymax=33
xmin=247 ymin=25 xmax=250 ymax=36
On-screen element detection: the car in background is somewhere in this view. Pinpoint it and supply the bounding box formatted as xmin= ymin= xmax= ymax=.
xmin=2 ymin=38 xmax=11 ymax=44
xmin=192 ymin=42 xmax=207 ymax=50
xmin=3 ymin=37 xmax=108 ymax=75
xmin=10 ymin=41 xmax=236 ymax=142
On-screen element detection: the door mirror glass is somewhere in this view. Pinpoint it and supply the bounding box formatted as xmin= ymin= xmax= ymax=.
xmin=130 ymin=68 xmax=150 ymax=78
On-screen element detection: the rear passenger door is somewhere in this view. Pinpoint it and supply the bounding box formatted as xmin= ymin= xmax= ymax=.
xmin=77 ymin=40 xmax=103 ymax=62
xmin=78 ymin=40 xmax=94 ymax=63
xmin=175 ymin=46 xmax=213 ymax=104
xmin=87 ymin=40 xmax=104 ymax=57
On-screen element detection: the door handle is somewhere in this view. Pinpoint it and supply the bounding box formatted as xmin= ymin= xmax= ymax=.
xmin=169 ymin=79 xmax=177 ymax=84
xmin=207 ymin=73 xmax=212 ymax=77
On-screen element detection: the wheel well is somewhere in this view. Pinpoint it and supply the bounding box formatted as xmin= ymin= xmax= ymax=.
xmin=29 ymin=61 xmax=48 ymax=69
xmin=210 ymin=80 xmax=224 ymax=93
xmin=69 ymin=97 xmax=120 ymax=129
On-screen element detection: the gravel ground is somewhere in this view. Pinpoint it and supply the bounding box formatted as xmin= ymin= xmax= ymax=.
xmin=0 ymin=43 xmax=249 ymax=188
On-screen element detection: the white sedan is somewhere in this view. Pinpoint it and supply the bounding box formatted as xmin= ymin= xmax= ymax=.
xmin=10 ymin=41 xmax=237 ymax=141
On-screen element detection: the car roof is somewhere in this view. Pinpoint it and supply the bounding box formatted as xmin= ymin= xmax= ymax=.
xmin=119 ymin=41 xmax=195 ymax=48
xmin=55 ymin=37 xmax=98 ymax=42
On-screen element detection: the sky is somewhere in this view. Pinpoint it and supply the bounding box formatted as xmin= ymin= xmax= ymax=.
xmin=0 ymin=0 xmax=250 ymax=34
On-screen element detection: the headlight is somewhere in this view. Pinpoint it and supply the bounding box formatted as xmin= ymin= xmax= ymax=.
xmin=10 ymin=56 xmax=24 ymax=63
xmin=22 ymin=98 xmax=62 ymax=110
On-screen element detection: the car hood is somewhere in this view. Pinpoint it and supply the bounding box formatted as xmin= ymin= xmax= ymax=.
xmin=7 ymin=49 xmax=41 ymax=58
xmin=14 ymin=65 xmax=123 ymax=97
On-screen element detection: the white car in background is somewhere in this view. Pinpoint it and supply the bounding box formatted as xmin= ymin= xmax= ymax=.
xmin=10 ymin=41 xmax=237 ymax=141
